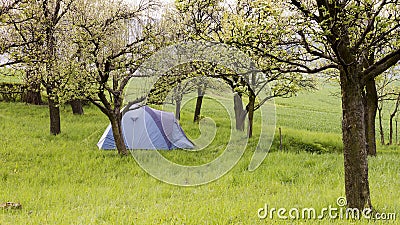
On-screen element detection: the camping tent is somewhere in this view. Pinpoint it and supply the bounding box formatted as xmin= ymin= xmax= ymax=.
xmin=97 ymin=105 xmax=194 ymax=150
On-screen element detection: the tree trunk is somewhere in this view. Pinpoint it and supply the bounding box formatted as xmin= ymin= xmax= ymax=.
xmin=364 ymin=79 xmax=378 ymax=156
xmin=110 ymin=114 xmax=129 ymax=156
xmin=233 ymin=92 xmax=246 ymax=131
xmin=378 ymin=104 xmax=385 ymax=145
xmin=44 ymin=13 xmax=60 ymax=136
xmin=70 ymin=99 xmax=84 ymax=115
xmin=247 ymin=92 xmax=255 ymax=138
xmin=389 ymin=115 xmax=394 ymax=145
xmin=340 ymin=68 xmax=371 ymax=210
xmin=389 ymin=93 xmax=400 ymax=145
xmin=24 ymin=79 xmax=42 ymax=105
xmin=48 ymin=96 xmax=61 ymax=135
xmin=24 ymin=70 xmax=42 ymax=105
xmin=247 ymin=66 xmax=256 ymax=138
xmin=193 ymin=87 xmax=204 ymax=122
xmin=175 ymin=97 xmax=181 ymax=120
xmin=174 ymin=83 xmax=182 ymax=120
xmin=396 ymin=120 xmax=399 ymax=145
xmin=25 ymin=89 xmax=42 ymax=105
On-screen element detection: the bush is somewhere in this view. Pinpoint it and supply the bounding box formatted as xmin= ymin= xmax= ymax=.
xmin=0 ymin=82 xmax=27 ymax=102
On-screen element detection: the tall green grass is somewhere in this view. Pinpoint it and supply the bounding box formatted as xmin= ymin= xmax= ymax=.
xmin=0 ymin=82 xmax=399 ymax=224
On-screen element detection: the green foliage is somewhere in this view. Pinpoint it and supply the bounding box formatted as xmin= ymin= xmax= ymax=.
xmin=174 ymin=0 xmax=223 ymax=41
xmin=173 ymin=0 xmax=317 ymax=104
xmin=0 ymin=82 xmax=27 ymax=102
xmin=147 ymin=62 xmax=233 ymax=105
xmin=70 ymin=0 xmax=161 ymax=108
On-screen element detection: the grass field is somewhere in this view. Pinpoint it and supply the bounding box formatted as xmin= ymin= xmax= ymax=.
xmin=0 ymin=82 xmax=399 ymax=224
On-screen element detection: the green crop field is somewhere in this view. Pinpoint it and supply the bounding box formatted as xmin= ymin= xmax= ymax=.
xmin=0 ymin=82 xmax=399 ymax=224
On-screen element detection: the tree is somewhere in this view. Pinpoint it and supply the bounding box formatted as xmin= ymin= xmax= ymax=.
xmin=0 ymin=1 xmax=43 ymax=105
xmin=217 ymin=1 xmax=316 ymax=137
xmin=181 ymin=0 xmax=400 ymax=209
xmin=172 ymin=82 xmax=184 ymax=120
xmin=5 ymin=0 xmax=75 ymax=135
xmin=0 ymin=0 xmax=23 ymax=57
xmin=147 ymin=61 xmax=226 ymax=121
xmin=2 ymin=2 xmax=40 ymax=105
xmin=0 ymin=0 xmax=21 ymax=16
xmin=23 ymin=67 xmax=43 ymax=105
xmin=389 ymin=92 xmax=400 ymax=145
xmin=36 ymin=0 xmax=74 ymax=135
xmin=376 ymin=67 xmax=400 ymax=145
xmin=167 ymin=76 xmax=212 ymax=122
xmin=274 ymin=0 xmax=400 ymax=209
xmin=71 ymin=0 xmax=159 ymax=155
xmin=192 ymin=77 xmax=208 ymax=122
xmin=173 ymin=0 xmax=315 ymax=137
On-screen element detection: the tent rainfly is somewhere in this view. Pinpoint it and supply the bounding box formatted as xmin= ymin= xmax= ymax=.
xmin=97 ymin=105 xmax=194 ymax=150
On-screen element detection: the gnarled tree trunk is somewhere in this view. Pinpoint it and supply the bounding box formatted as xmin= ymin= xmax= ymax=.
xmin=109 ymin=113 xmax=128 ymax=156
xmin=340 ymin=68 xmax=371 ymax=209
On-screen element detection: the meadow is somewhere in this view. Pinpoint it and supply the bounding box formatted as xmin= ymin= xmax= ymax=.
xmin=0 ymin=81 xmax=399 ymax=224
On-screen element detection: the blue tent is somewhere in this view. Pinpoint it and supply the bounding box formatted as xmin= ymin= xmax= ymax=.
xmin=97 ymin=105 xmax=194 ymax=150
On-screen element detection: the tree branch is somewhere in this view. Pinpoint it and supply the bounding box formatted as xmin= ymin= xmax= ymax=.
xmin=290 ymin=0 xmax=320 ymax=22
xmin=352 ymin=0 xmax=386 ymax=51
xmin=298 ymin=30 xmax=337 ymax=63
xmin=361 ymin=49 xmax=400 ymax=83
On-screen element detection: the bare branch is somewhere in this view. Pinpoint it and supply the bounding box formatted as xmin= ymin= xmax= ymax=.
xmin=362 ymin=49 xmax=400 ymax=83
